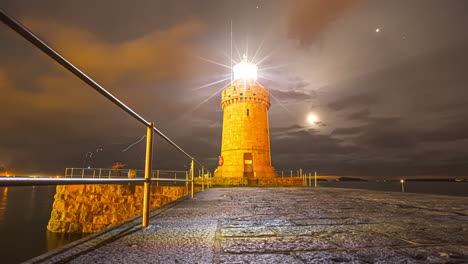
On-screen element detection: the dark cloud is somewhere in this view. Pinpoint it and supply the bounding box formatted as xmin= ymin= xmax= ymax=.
xmin=287 ymin=0 xmax=359 ymax=47
xmin=21 ymin=17 xmax=206 ymax=85
xmin=271 ymin=125 xmax=354 ymax=155
xmin=418 ymin=119 xmax=468 ymax=143
xmin=331 ymin=127 xmax=363 ymax=136
xmin=269 ymin=89 xmax=314 ymax=102
xmin=328 ymin=94 xmax=377 ymax=111
xmin=347 ymin=108 xmax=370 ymax=121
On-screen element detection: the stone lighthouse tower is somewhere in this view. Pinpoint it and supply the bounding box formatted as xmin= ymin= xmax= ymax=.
xmin=214 ymin=56 xmax=277 ymax=180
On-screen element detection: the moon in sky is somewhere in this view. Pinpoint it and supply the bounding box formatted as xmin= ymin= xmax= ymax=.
xmin=307 ymin=113 xmax=318 ymax=124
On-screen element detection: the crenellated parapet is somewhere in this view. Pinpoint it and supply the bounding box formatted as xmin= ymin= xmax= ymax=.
xmin=221 ymin=80 xmax=270 ymax=110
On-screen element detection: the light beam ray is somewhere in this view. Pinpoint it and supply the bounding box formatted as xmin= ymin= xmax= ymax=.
xmin=245 ymin=36 xmax=249 ymax=58
xmin=258 ymin=63 xmax=289 ymax=71
xmin=233 ymin=41 xmax=243 ymax=61
xmin=257 ymin=75 xmax=276 ymax=82
xmin=168 ymin=81 xmax=232 ymax=127
xmin=121 ymin=135 xmax=146 ymax=152
xmin=252 ymin=37 xmax=266 ymax=63
xmin=269 ymin=92 xmax=307 ymax=127
xmin=256 ymin=42 xmax=286 ymax=66
xmin=269 ymin=93 xmax=293 ymax=115
xmin=256 ymin=50 xmax=275 ymax=66
xmin=230 ymin=20 xmax=233 ymax=83
xmin=192 ymin=77 xmax=231 ymax=91
xmin=197 ymin=56 xmax=232 ymax=69
xmin=191 ymin=82 xmax=231 ymax=112
xmin=221 ymin=51 xmax=239 ymax=66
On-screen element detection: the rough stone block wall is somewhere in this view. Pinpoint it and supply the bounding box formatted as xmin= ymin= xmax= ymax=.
xmin=258 ymin=177 xmax=304 ymax=186
xmin=210 ymin=177 xmax=303 ymax=186
xmin=47 ymin=184 xmax=187 ymax=233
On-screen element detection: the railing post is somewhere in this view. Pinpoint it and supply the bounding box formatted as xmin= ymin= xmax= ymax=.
xmin=185 ymin=171 xmax=188 ymax=195
xmin=157 ymin=170 xmax=160 ymax=187
xmin=190 ymin=158 xmax=195 ymax=198
xmin=314 ymin=171 xmax=317 ymax=188
xmin=142 ymin=122 xmax=154 ymax=228
xmin=201 ymin=167 xmax=205 ymax=191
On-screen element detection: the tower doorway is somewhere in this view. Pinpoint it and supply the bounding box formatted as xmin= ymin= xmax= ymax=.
xmin=244 ymin=153 xmax=253 ymax=178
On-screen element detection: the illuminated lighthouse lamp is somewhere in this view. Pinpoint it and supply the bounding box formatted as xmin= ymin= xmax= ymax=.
xmin=233 ymin=56 xmax=258 ymax=81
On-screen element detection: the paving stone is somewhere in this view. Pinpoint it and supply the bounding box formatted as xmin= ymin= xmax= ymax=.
xmin=221 ymin=236 xmax=337 ymax=253
xmin=70 ymin=220 xmax=217 ymax=264
xmin=270 ymin=225 xmax=352 ymax=236
xmin=220 ymin=226 xmax=276 ymax=237
xmin=221 ymin=219 xmax=293 ymax=228
xmin=297 ymin=248 xmax=423 ymax=264
xmin=219 ymin=253 xmax=302 ymax=263
xmin=292 ymin=217 xmax=375 ymax=225
xmin=398 ymin=245 xmax=468 ymax=263
xmin=328 ymin=231 xmax=410 ymax=248
xmin=233 ymin=214 xmax=306 ymax=221
xmin=386 ymin=228 xmax=468 ymax=244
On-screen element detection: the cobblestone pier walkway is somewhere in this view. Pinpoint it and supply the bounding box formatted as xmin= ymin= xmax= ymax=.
xmin=29 ymin=187 xmax=468 ymax=263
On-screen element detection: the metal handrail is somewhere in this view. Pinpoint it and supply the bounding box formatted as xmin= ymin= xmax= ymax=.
xmin=0 ymin=8 xmax=204 ymax=169
xmin=0 ymin=177 xmax=192 ymax=187
xmin=64 ymin=168 xmax=192 ymax=178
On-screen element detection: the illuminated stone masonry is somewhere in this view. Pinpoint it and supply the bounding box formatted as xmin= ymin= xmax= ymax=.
xmin=47 ymin=184 xmax=187 ymax=233
xmin=214 ymin=57 xmax=277 ymax=181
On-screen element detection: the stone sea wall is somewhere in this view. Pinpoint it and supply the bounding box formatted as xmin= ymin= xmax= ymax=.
xmin=47 ymin=184 xmax=187 ymax=233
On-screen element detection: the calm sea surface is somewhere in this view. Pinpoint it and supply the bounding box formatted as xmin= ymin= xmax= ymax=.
xmin=319 ymin=181 xmax=468 ymax=197
xmin=0 ymin=186 xmax=87 ymax=264
xmin=0 ymin=182 xmax=466 ymax=263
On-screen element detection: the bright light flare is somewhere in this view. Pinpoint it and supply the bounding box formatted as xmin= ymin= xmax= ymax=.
xmin=233 ymin=59 xmax=258 ymax=81
xmin=307 ymin=113 xmax=318 ymax=124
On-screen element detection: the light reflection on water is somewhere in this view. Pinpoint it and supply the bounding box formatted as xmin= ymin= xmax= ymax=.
xmin=0 ymin=187 xmax=8 ymax=221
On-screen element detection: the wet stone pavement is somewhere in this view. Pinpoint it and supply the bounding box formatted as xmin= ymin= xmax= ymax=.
xmin=29 ymin=187 xmax=468 ymax=263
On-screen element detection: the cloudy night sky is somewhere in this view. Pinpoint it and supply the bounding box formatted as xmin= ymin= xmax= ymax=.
xmin=1 ymin=0 xmax=468 ymax=178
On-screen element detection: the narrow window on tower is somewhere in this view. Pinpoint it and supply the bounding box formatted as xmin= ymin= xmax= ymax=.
xmin=247 ymin=109 xmax=250 ymax=116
